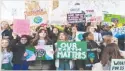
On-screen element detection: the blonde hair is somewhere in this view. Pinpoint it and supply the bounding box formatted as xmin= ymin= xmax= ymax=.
xmin=111 ymin=37 xmax=118 ymax=44
xmin=103 ymin=35 xmax=112 ymax=44
xmin=86 ymin=26 xmax=96 ymax=32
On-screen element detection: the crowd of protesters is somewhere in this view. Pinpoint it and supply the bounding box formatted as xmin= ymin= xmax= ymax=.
xmin=0 ymin=20 xmax=125 ymax=70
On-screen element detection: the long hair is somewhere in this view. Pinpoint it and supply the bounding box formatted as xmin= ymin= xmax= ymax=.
xmin=58 ymin=32 xmax=68 ymax=41
xmin=101 ymin=43 xmax=123 ymax=66
xmin=103 ymin=35 xmax=112 ymax=44
xmin=86 ymin=26 xmax=96 ymax=32
xmin=1 ymin=39 xmax=11 ymax=52
xmin=31 ymin=29 xmax=50 ymax=46
xmin=1 ymin=21 xmax=11 ymax=30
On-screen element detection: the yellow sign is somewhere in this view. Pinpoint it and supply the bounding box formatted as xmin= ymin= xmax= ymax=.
xmin=25 ymin=0 xmax=48 ymax=24
xmin=25 ymin=0 xmax=47 ymax=16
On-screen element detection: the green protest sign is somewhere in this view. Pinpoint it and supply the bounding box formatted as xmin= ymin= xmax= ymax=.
xmin=56 ymin=41 xmax=87 ymax=60
xmin=104 ymin=14 xmax=125 ymax=24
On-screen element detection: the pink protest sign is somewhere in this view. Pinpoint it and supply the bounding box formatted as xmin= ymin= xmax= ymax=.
xmin=90 ymin=16 xmax=102 ymax=22
xmin=13 ymin=19 xmax=30 ymax=36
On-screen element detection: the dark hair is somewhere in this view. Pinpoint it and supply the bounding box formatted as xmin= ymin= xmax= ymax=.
xmin=52 ymin=27 xmax=59 ymax=34
xmin=1 ymin=39 xmax=11 ymax=52
xmin=58 ymin=32 xmax=68 ymax=41
xmin=101 ymin=43 xmax=123 ymax=66
xmin=83 ymin=32 xmax=91 ymax=40
xmin=19 ymin=35 xmax=31 ymax=45
xmin=31 ymin=29 xmax=50 ymax=46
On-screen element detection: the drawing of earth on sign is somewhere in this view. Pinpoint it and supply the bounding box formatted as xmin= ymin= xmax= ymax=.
xmin=76 ymin=32 xmax=85 ymax=41
xmin=78 ymin=33 xmax=83 ymax=40
xmin=34 ymin=16 xmax=43 ymax=24
xmin=35 ymin=46 xmax=54 ymax=60
xmin=35 ymin=49 xmax=46 ymax=58
xmin=88 ymin=52 xmax=95 ymax=63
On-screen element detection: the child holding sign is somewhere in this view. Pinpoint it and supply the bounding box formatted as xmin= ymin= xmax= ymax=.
xmin=55 ymin=32 xmax=74 ymax=70
xmin=78 ymin=32 xmax=100 ymax=70
xmin=10 ymin=34 xmax=30 ymax=70
xmin=31 ymin=29 xmax=53 ymax=70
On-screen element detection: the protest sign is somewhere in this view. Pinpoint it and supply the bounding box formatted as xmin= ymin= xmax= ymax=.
xmin=75 ymin=32 xmax=85 ymax=41
xmin=25 ymin=45 xmax=36 ymax=61
xmin=25 ymin=0 xmax=48 ymax=24
xmin=35 ymin=45 xmax=54 ymax=60
xmin=67 ymin=13 xmax=86 ymax=24
xmin=52 ymin=0 xmax=59 ymax=10
xmin=25 ymin=49 xmax=36 ymax=61
xmin=85 ymin=10 xmax=95 ymax=22
xmin=56 ymin=41 xmax=87 ymax=60
xmin=54 ymin=25 xmax=64 ymax=31
xmin=111 ymin=26 xmax=125 ymax=38
xmin=111 ymin=59 xmax=125 ymax=71
xmin=89 ymin=16 xmax=102 ymax=23
xmin=13 ymin=19 xmax=30 ymax=36
xmin=104 ymin=14 xmax=125 ymax=24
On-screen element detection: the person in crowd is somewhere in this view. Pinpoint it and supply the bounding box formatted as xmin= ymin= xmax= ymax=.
xmin=70 ymin=26 xmax=78 ymax=41
xmin=99 ymin=35 xmax=112 ymax=60
xmin=85 ymin=22 xmax=91 ymax=31
xmin=1 ymin=21 xmax=12 ymax=40
xmin=110 ymin=21 xmax=124 ymax=50
xmin=46 ymin=26 xmax=60 ymax=70
xmin=101 ymin=43 xmax=124 ymax=70
xmin=10 ymin=34 xmax=30 ymax=70
xmin=64 ymin=24 xmax=72 ymax=36
xmin=76 ymin=32 xmax=100 ymax=70
xmin=86 ymin=26 xmax=103 ymax=44
xmin=100 ymin=25 xmax=112 ymax=37
xmin=112 ymin=19 xmax=123 ymax=28
xmin=47 ymin=26 xmax=59 ymax=44
xmin=1 ymin=39 xmax=13 ymax=70
xmin=77 ymin=22 xmax=86 ymax=31
xmin=31 ymin=29 xmax=53 ymax=70
xmin=55 ymin=32 xmax=74 ymax=70
xmin=92 ymin=43 xmax=124 ymax=71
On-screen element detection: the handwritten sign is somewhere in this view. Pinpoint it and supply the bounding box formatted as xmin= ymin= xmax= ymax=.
xmin=111 ymin=26 xmax=125 ymax=38
xmin=89 ymin=16 xmax=102 ymax=22
xmin=26 ymin=14 xmax=48 ymax=25
xmin=85 ymin=10 xmax=95 ymax=22
xmin=104 ymin=14 xmax=125 ymax=24
xmin=111 ymin=59 xmax=125 ymax=71
xmin=35 ymin=45 xmax=54 ymax=60
xmin=67 ymin=13 xmax=86 ymax=24
xmin=25 ymin=0 xmax=48 ymax=24
xmin=13 ymin=19 xmax=30 ymax=36
xmin=56 ymin=41 xmax=87 ymax=60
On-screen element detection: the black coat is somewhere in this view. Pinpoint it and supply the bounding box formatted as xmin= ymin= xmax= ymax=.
xmin=10 ymin=39 xmax=26 ymax=64
xmin=75 ymin=40 xmax=100 ymax=70
xmin=2 ymin=29 xmax=12 ymax=39
xmin=47 ymin=28 xmax=59 ymax=43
